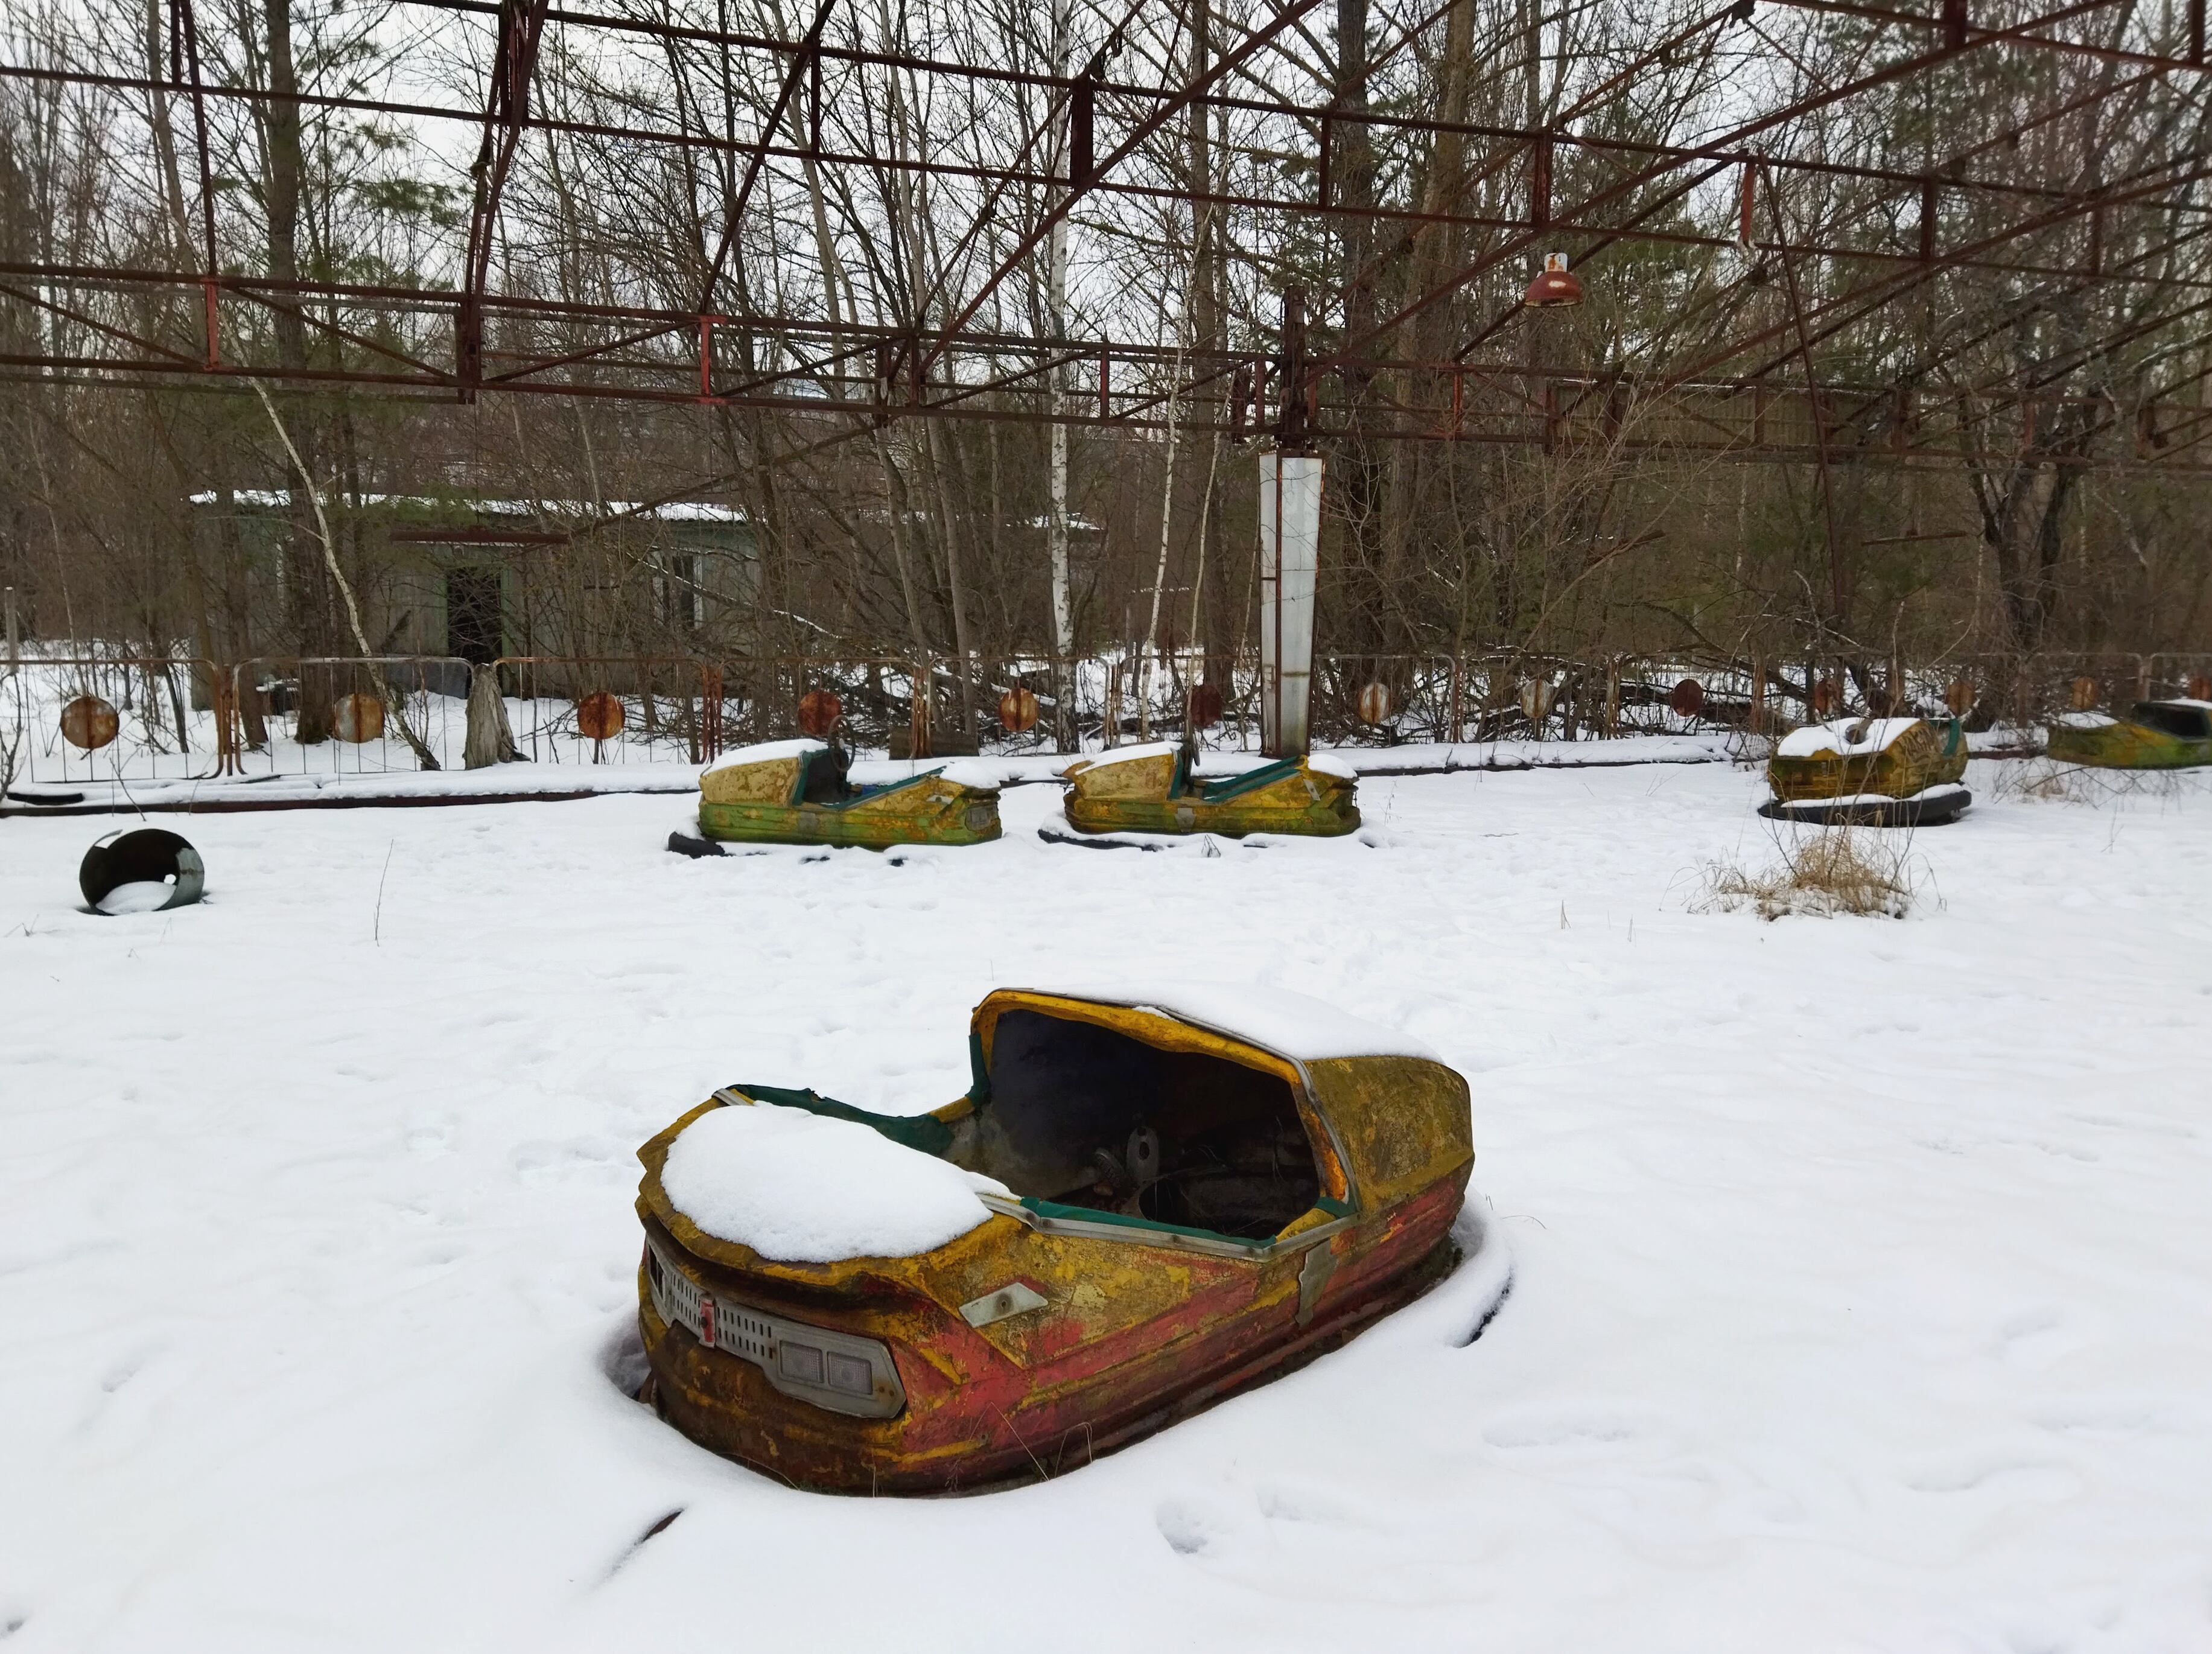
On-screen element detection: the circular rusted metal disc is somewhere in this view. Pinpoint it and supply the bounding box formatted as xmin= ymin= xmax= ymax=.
xmin=576 ymin=690 xmax=625 ymax=742
xmin=1519 ymin=679 xmax=1554 ymax=724
xmin=2188 ymin=673 xmax=2212 ymax=701
xmin=796 ymin=689 xmax=843 ymax=738
xmin=1667 ymin=676 xmax=1706 ymax=717
xmin=1811 ymin=677 xmax=1840 ymax=716
xmin=1356 ymin=681 xmax=1392 ymax=725
xmin=59 ymin=695 xmax=120 ymax=751
xmin=332 ymin=692 xmax=385 ymax=743
xmin=998 ymin=685 xmax=1040 ymax=733
xmin=2069 ymin=675 xmax=2099 ymax=711
xmin=1945 ymin=677 xmax=1976 ymax=716
xmin=1188 ymin=682 xmax=1224 ymax=729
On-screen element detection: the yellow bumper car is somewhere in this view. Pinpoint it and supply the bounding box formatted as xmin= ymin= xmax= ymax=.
xmin=669 ymin=739 xmax=1001 ymax=853
xmin=1047 ymin=742 xmax=1360 ymax=841
xmin=635 ymin=985 xmax=1473 ymax=1492
xmin=1761 ymin=716 xmax=1971 ymax=825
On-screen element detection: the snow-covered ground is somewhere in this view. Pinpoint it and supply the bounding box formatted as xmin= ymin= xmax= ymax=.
xmin=2 ymin=758 xmax=2208 ymax=1652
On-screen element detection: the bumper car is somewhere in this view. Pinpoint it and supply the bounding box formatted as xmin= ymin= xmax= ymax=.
xmin=635 ymin=985 xmax=1472 ymax=1493
xmin=2045 ymin=700 xmax=2212 ymax=769
xmin=672 ymin=739 xmax=1001 ymax=853
xmin=1050 ymin=742 xmax=1360 ymax=840
xmin=1760 ymin=715 xmax=1971 ymax=826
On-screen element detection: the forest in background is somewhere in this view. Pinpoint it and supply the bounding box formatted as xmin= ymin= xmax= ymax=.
xmin=5 ymin=0 xmax=2211 ymax=719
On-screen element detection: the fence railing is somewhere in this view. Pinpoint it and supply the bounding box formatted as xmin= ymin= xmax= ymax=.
xmin=6 ymin=647 xmax=2208 ymax=786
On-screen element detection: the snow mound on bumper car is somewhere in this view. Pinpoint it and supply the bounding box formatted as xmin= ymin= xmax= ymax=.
xmin=661 ymin=1102 xmax=1009 ymax=1262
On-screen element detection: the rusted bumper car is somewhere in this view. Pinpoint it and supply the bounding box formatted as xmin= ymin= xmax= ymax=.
xmin=1047 ymin=742 xmax=1361 ymax=841
xmin=1760 ymin=715 xmax=1971 ymax=826
xmin=2045 ymin=699 xmax=2212 ymax=769
xmin=670 ymin=738 xmax=1002 ymax=853
xmin=635 ymin=986 xmax=1472 ymax=1492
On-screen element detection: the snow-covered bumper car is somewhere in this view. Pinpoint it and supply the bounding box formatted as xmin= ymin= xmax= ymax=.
xmin=634 ymin=986 xmax=1472 ymax=1493
xmin=1051 ymin=742 xmax=1360 ymax=839
xmin=676 ymin=738 xmax=1001 ymax=851
xmin=1760 ymin=715 xmax=1971 ymax=826
xmin=2045 ymin=699 xmax=2212 ymax=769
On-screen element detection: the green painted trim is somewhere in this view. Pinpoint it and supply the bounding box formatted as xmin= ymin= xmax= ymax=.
xmin=722 ymin=1082 xmax=955 ymax=1155
xmin=1019 ymin=1197 xmax=1254 ymax=1247
xmin=1315 ymin=1194 xmax=1355 ymax=1218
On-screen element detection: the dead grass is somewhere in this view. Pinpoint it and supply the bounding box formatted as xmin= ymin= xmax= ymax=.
xmin=1992 ymin=757 xmax=2210 ymax=806
xmin=1696 ymin=825 xmax=1921 ymax=920
xmin=1992 ymin=757 xmax=2098 ymax=803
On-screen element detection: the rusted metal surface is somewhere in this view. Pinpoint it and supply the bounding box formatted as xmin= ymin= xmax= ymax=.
xmin=574 ymin=690 xmax=625 ymax=741
xmin=2070 ymin=675 xmax=2100 ymax=710
xmin=9 ymin=0 xmax=2212 ymax=483
xmin=59 ymin=695 xmax=119 ymax=751
xmin=1667 ymin=676 xmax=1706 ymax=718
xmin=2047 ymin=701 xmax=2212 ymax=768
xmin=1522 ymin=252 xmax=1583 ymax=308
xmin=1188 ymin=682 xmax=1225 ymax=729
xmin=1355 ymin=681 xmax=1392 ymax=725
xmin=1767 ymin=716 xmax=1969 ymax=803
xmin=796 ymin=689 xmax=844 ymax=737
xmin=697 ymin=745 xmax=1000 ymax=846
xmin=331 ymin=692 xmax=385 ymax=743
xmin=1061 ymin=748 xmax=1361 ymax=837
xmin=634 ymin=991 xmax=1474 ymax=1492
xmin=996 ymin=687 xmax=1039 ymax=733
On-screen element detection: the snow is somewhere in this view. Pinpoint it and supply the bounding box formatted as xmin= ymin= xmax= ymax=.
xmin=1017 ymin=982 xmax=1441 ymax=1062
xmin=1070 ymin=740 xmax=1180 ymax=771
xmin=4 ymin=757 xmax=2211 ymax=1650
xmin=1767 ymin=781 xmax=1971 ymax=810
xmin=931 ymin=760 xmax=1005 ymax=792
xmin=658 ymin=1103 xmax=1006 ymax=1262
xmin=91 ymin=879 xmax=177 ymax=915
xmin=701 ymin=737 xmax=827 ymax=772
xmin=1775 ymin=716 xmax=1924 ymax=757
xmin=2056 ymin=711 xmax=2119 ymax=729
xmin=185 ymin=489 xmax=746 ymax=521
xmin=1303 ymin=752 xmax=1357 ymax=780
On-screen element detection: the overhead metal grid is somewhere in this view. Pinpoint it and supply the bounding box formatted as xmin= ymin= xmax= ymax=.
xmin=3 ymin=0 xmax=2210 ymax=469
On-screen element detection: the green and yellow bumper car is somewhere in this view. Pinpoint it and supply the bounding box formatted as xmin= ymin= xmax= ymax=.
xmin=670 ymin=739 xmax=1002 ymax=853
xmin=1049 ymin=742 xmax=1361 ymax=841
xmin=1761 ymin=716 xmax=1971 ymax=826
xmin=2045 ymin=700 xmax=2212 ymax=769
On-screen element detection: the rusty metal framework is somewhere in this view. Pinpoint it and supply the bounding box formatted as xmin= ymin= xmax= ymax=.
xmin=6 ymin=0 xmax=2212 ymax=470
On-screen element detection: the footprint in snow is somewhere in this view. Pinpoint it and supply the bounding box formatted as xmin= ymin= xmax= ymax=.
xmin=1901 ymin=1455 xmax=2083 ymax=1500
xmin=1481 ymin=1406 xmax=1659 ymax=1452
xmin=1155 ymin=1498 xmax=1236 ymax=1557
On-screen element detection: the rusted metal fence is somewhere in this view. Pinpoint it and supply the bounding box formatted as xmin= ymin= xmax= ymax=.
xmin=7 ymin=647 xmax=2209 ymax=787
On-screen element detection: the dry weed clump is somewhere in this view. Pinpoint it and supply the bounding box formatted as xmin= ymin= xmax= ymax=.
xmin=1992 ymin=757 xmax=2098 ymax=803
xmin=1994 ymin=757 xmax=2210 ymax=806
xmin=1697 ymin=826 xmax=1921 ymax=920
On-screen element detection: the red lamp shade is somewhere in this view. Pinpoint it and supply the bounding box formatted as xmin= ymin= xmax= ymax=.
xmin=1522 ymin=251 xmax=1583 ymax=308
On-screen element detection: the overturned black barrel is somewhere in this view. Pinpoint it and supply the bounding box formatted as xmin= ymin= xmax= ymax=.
xmin=79 ymin=828 xmax=206 ymax=914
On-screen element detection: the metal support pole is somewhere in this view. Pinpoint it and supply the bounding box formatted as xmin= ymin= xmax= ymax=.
xmin=1258 ymin=452 xmax=1321 ymax=757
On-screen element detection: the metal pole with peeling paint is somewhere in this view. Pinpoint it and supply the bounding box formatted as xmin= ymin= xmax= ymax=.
xmin=1260 ymin=291 xmax=1321 ymax=759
